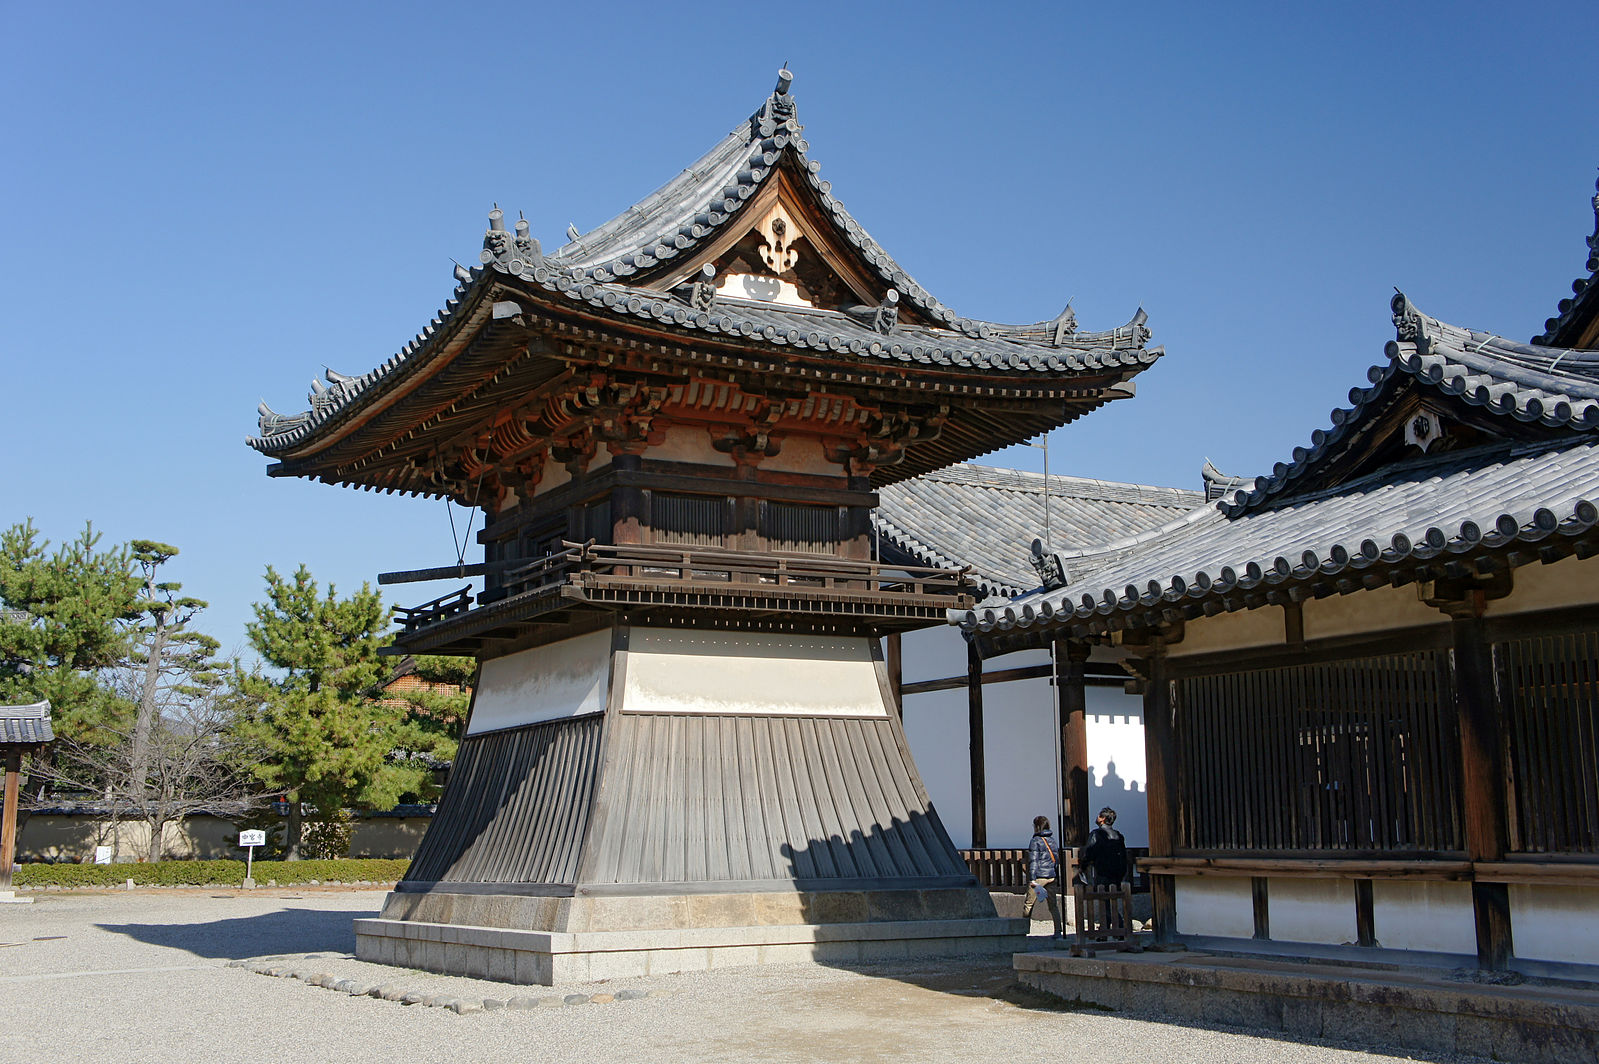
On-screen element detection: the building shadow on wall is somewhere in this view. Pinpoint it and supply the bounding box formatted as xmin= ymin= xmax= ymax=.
xmin=1089 ymin=761 xmax=1147 ymax=845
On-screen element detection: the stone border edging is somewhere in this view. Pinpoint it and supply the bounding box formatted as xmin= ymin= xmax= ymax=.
xmin=226 ymin=954 xmax=672 ymax=1015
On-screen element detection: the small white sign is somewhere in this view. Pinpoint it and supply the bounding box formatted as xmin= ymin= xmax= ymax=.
xmin=238 ymin=830 xmax=266 ymax=848
xmin=93 ymin=845 xmax=113 ymax=865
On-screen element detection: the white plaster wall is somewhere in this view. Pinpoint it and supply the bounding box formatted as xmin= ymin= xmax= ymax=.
xmin=1488 ymin=553 xmax=1599 ymax=616
xmin=467 ymin=630 xmax=612 ymax=735
xmin=898 ymin=625 xmax=1148 ymax=849
xmin=1175 ymin=876 xmax=1255 ymax=938
xmin=1269 ymin=877 xmax=1357 ymax=945
xmin=623 ymin=628 xmax=886 ymax=717
xmin=1509 ymin=884 xmax=1599 ymax=966
xmin=1370 ymin=880 xmax=1476 ymax=955
xmin=1302 ymin=583 xmax=1444 ymax=640
xmin=641 ymin=424 xmax=737 ymax=467
xmin=1168 ymin=606 xmax=1284 ymax=657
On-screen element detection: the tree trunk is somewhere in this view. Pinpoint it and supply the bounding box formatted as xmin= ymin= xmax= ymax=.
xmin=284 ymin=796 xmax=302 ymax=860
xmin=146 ymin=814 xmax=165 ymax=864
xmin=129 ymin=617 xmax=168 ymax=806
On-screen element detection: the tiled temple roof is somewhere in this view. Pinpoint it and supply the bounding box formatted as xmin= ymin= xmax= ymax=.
xmin=1222 ymin=293 xmax=1599 ymax=517
xmin=248 ymin=71 xmax=1161 ymax=462
xmin=1533 ymin=171 xmax=1599 ymax=348
xmin=875 ymin=464 xmax=1202 ymax=597
xmin=953 ymin=300 xmax=1599 ymax=636
xmin=0 ymin=701 xmax=53 ymax=746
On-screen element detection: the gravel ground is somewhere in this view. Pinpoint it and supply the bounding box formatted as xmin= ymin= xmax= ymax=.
xmin=0 ymin=889 xmax=1491 ymax=1064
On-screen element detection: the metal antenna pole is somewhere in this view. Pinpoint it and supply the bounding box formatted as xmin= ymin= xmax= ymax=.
xmin=1024 ymin=436 xmax=1052 ymax=548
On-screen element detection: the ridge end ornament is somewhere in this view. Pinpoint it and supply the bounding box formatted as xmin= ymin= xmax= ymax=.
xmin=1030 ymin=537 xmax=1069 ymax=590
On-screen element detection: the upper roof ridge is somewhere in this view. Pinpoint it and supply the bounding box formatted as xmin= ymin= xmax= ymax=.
xmin=1219 ymin=292 xmax=1599 ymax=518
xmin=1533 ymin=169 xmax=1599 ymax=347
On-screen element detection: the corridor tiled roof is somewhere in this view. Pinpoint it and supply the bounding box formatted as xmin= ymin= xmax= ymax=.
xmin=953 ymin=300 xmax=1599 ymax=636
xmin=875 ymin=464 xmax=1203 ymax=597
xmin=0 ymin=701 xmax=53 ymax=746
xmin=1223 ymin=293 xmax=1599 ymax=517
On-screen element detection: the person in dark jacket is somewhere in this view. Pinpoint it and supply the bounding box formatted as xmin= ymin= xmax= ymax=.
xmin=1079 ymin=806 xmax=1129 ymax=886
xmin=1022 ymin=815 xmax=1063 ymax=938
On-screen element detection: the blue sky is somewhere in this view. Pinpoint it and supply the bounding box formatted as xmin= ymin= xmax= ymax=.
xmin=3 ymin=1 xmax=1594 ymax=655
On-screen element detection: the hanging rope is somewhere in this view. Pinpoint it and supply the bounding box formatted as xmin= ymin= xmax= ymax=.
xmin=444 ymin=441 xmax=494 ymax=578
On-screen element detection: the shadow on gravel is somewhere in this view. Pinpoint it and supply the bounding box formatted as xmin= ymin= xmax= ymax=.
xmin=97 ymin=908 xmax=372 ymax=961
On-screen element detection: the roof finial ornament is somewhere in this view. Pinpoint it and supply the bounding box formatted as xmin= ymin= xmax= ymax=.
xmin=873 ymin=289 xmax=900 ymax=335
xmin=453 ymin=259 xmax=473 ymax=284
xmin=775 ymin=66 xmax=793 ymax=96
xmin=1050 ymin=302 xmax=1078 ymax=346
xmin=480 ymin=204 xmax=542 ymax=274
xmin=1029 ymin=538 xmax=1069 ymax=591
xmin=690 ymin=263 xmax=718 ymax=312
xmin=1392 ymin=288 xmax=1420 ymax=342
xmin=1587 ymin=169 xmax=1599 ymax=272
xmin=766 ymin=65 xmax=796 ymax=125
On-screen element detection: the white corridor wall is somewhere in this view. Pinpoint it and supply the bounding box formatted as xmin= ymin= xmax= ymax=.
xmin=897 ymin=624 xmax=1148 ymax=849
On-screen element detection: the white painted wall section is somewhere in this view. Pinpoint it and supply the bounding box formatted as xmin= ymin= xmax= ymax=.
xmin=1175 ymin=876 xmax=1255 ymax=938
xmin=1370 ymin=881 xmax=1475 ymax=955
xmin=1509 ymin=885 xmax=1599 ymax=966
xmin=1269 ymin=878 xmax=1357 ymax=945
xmin=898 ymin=624 xmax=1149 ymax=848
xmin=468 ymin=630 xmax=612 ymax=735
xmin=623 ymin=629 xmax=887 ymax=717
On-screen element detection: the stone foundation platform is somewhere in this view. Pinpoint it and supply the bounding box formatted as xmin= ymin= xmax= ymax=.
xmin=1015 ymin=947 xmax=1599 ymax=1064
xmin=357 ymin=886 xmax=1027 ymax=984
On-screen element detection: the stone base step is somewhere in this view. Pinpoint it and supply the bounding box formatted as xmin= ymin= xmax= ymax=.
xmin=1015 ymin=947 xmax=1599 ymax=1064
xmin=356 ymin=915 xmax=1028 ymax=985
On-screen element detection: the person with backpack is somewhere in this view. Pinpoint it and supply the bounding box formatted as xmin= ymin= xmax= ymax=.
xmin=1022 ymin=815 xmax=1064 ymax=938
xmin=1079 ymin=806 xmax=1129 ymax=886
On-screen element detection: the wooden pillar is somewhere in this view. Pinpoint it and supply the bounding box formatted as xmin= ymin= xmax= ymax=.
xmin=966 ymin=638 xmax=987 ymax=848
xmin=885 ymin=633 xmax=902 ymax=720
xmin=1452 ymin=609 xmax=1514 ymax=970
xmin=1141 ymin=639 xmax=1178 ymax=943
xmin=1053 ymin=639 xmax=1091 ymax=850
xmin=0 ymin=751 xmax=21 ymax=892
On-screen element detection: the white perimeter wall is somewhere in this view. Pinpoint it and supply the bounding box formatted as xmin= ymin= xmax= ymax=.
xmin=898 ymin=624 xmax=1148 ymax=849
xmin=467 ymin=629 xmax=612 ymax=735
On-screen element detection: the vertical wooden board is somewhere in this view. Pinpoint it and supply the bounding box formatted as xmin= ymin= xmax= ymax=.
xmin=778 ymin=715 xmax=835 ymax=878
xmin=842 ymin=719 xmax=916 ymax=876
xmin=797 ymin=712 xmax=857 ymax=877
xmin=1252 ymin=876 xmax=1270 ymax=940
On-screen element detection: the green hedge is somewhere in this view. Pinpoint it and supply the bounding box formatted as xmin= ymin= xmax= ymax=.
xmin=14 ymin=858 xmax=410 ymax=888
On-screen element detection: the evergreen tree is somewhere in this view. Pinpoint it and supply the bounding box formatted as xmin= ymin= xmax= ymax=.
xmin=122 ymin=541 xmax=229 ymax=860
xmin=0 ymin=521 xmax=140 ymax=795
xmin=235 ymin=565 xmax=393 ymax=859
xmin=381 ymin=654 xmax=472 ymax=805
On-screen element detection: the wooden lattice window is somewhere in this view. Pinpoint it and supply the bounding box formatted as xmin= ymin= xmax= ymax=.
xmin=759 ymin=501 xmax=840 ymax=554
xmin=1173 ymin=651 xmax=1463 ymax=854
xmin=649 ymin=493 xmax=728 ymax=547
xmin=1499 ymin=631 xmax=1599 ymax=854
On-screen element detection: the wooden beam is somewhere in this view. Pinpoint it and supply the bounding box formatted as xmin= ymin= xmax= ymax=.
xmin=1252 ymin=877 xmax=1270 ymax=940
xmin=967 ymin=639 xmax=987 ymax=849
xmin=885 ymin=632 xmax=902 ymax=720
xmin=1 ymin=752 xmax=20 ymax=892
xmin=1355 ymin=879 xmax=1376 ymax=947
xmin=1142 ymin=640 xmax=1177 ymax=943
xmin=899 ymin=661 xmax=1124 ymax=697
xmin=1451 ymin=611 xmax=1514 ymax=970
xmin=1055 ymin=640 xmax=1091 ymax=851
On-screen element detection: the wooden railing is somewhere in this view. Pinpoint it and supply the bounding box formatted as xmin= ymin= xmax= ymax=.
xmin=395 ymin=542 xmax=971 ymax=634
xmin=961 ymin=846 xmax=1153 ymax=894
xmin=394 ymin=586 xmax=474 ymax=633
xmin=567 ymin=541 xmax=971 ymax=598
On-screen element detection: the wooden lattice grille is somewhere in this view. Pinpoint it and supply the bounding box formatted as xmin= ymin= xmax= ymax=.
xmin=650 ymin=493 xmax=728 ymax=546
xmin=759 ymin=501 xmax=840 ymax=554
xmin=1174 ymin=651 xmax=1463 ymax=854
xmin=1499 ymin=631 xmax=1599 ymax=855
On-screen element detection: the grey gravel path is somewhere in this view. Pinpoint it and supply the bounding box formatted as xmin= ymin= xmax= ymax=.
xmin=0 ymin=890 xmax=1491 ymax=1064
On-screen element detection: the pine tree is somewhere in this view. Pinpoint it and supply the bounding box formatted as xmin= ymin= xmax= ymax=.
xmin=123 ymin=541 xmax=228 ymax=860
xmin=381 ymin=655 xmax=472 ymax=805
xmin=0 ymin=521 xmax=140 ymax=796
xmin=235 ymin=565 xmax=393 ymax=859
